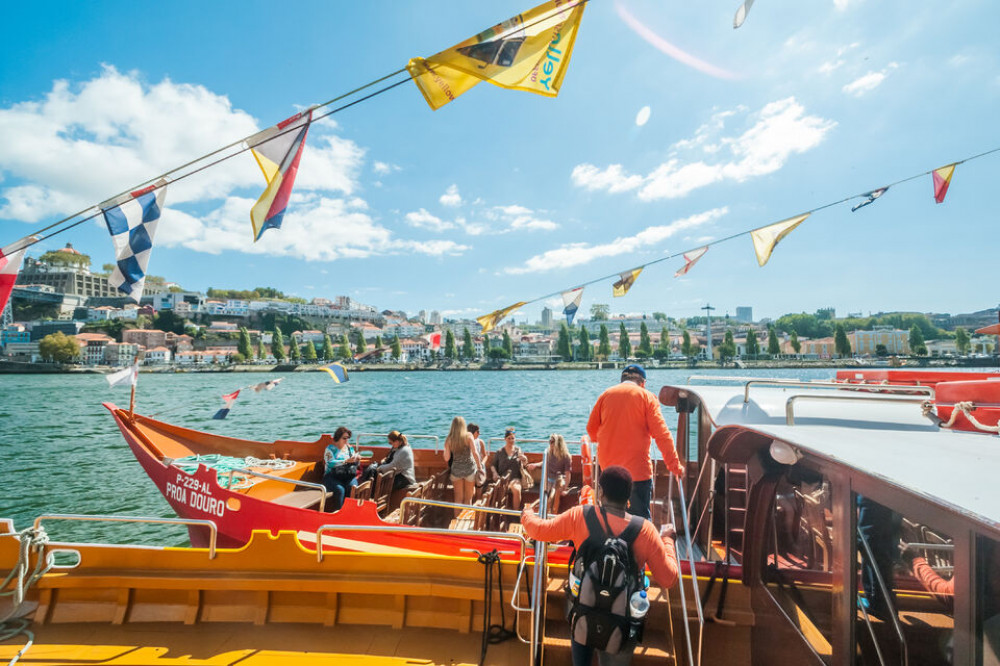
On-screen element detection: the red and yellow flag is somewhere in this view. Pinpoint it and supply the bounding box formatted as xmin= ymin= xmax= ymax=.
xmin=477 ymin=301 xmax=527 ymax=333
xmin=932 ymin=164 xmax=956 ymax=204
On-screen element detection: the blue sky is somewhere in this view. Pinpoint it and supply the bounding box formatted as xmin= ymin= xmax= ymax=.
xmin=1 ymin=0 xmax=997 ymax=323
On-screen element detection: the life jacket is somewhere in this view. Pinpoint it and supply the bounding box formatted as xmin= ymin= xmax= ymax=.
xmin=565 ymin=505 xmax=645 ymax=653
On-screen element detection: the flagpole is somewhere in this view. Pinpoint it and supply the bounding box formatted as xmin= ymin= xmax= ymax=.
xmin=128 ymin=353 xmax=140 ymax=419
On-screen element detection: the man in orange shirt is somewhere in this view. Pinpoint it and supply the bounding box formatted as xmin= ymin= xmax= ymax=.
xmin=586 ymin=364 xmax=684 ymax=519
xmin=522 ymin=466 xmax=678 ymax=665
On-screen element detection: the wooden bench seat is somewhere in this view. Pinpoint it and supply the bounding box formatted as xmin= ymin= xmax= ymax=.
xmin=271 ymin=489 xmax=333 ymax=510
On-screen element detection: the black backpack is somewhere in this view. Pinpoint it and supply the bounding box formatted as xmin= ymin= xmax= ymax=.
xmin=565 ymin=505 xmax=645 ymax=653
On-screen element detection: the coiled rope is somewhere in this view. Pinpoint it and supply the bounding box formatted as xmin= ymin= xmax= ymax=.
xmin=922 ymin=400 xmax=1000 ymax=434
xmin=171 ymin=454 xmax=296 ymax=489
xmin=476 ymin=549 xmax=515 ymax=666
xmin=1 ymin=527 xmax=54 ymax=665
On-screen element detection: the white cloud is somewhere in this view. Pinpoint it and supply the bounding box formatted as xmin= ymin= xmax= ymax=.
xmin=439 ymin=184 xmax=463 ymax=207
xmin=635 ymin=106 xmax=651 ymax=127
xmin=819 ymin=60 xmax=845 ymax=74
xmin=842 ymin=63 xmax=898 ymax=97
xmin=572 ymin=99 xmax=834 ymax=202
xmin=404 ymin=208 xmax=453 ymax=232
xmin=833 ymin=0 xmax=857 ymax=10
xmin=372 ymin=161 xmax=399 ymax=175
xmin=487 ymin=204 xmax=558 ymax=232
xmin=504 ymin=207 xmax=728 ymax=274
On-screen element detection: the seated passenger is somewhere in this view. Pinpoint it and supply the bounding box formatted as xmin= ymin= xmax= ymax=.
xmin=321 ymin=426 xmax=359 ymax=511
xmin=528 ymin=433 xmax=572 ymax=513
xmin=491 ymin=427 xmax=529 ymax=509
xmin=363 ymin=430 xmax=416 ymax=490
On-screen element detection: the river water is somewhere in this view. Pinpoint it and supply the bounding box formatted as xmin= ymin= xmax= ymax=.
xmin=0 ymin=367 xmax=836 ymax=545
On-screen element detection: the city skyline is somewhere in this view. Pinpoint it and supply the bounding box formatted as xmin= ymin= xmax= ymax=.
xmin=1 ymin=1 xmax=997 ymax=323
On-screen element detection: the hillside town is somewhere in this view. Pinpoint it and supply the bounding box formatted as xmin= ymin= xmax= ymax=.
xmin=2 ymin=244 xmax=998 ymax=370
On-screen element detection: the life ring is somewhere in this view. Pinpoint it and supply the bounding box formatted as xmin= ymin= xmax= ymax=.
xmin=580 ymin=438 xmax=593 ymax=487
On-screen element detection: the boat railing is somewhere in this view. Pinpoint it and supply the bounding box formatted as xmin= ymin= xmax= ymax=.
xmin=225 ymin=467 xmax=330 ymax=512
xmin=354 ymin=432 xmax=441 ymax=453
xmin=486 ymin=437 xmax=549 ymax=453
xmin=31 ymin=514 xmax=219 ymax=559
xmin=684 ymin=376 xmax=935 ymax=403
xmin=785 ymin=393 xmax=931 ymax=426
xmin=667 ymin=473 xmax=705 ymax=666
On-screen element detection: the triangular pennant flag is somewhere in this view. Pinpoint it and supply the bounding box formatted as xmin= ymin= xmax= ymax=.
xmin=851 ymin=187 xmax=888 ymax=212
xmin=101 ymin=180 xmax=168 ymax=303
xmin=320 ymin=362 xmax=349 ymax=383
xmin=213 ymin=389 xmax=240 ymax=420
xmin=733 ymin=0 xmax=754 ymax=28
xmin=932 ymin=164 xmax=956 ymax=204
xmin=406 ymin=0 xmax=586 ymax=111
xmin=561 ymin=287 xmax=583 ymax=325
xmin=248 ymin=109 xmax=313 ymax=241
xmin=750 ymin=213 xmax=810 ymax=267
xmin=612 ymin=268 xmax=643 ymax=297
xmin=674 ymin=246 xmax=708 ymax=277
xmin=477 ymin=301 xmax=527 ymax=333
xmin=0 ymin=241 xmax=33 ymax=315
xmin=105 ymin=362 xmax=139 ymax=388
xmin=425 ymin=331 xmax=442 ymax=351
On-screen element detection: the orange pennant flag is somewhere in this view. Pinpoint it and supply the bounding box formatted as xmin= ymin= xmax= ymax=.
xmin=750 ymin=213 xmax=810 ymax=267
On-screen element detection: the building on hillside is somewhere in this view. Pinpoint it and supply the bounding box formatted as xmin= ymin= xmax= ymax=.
xmin=74 ymin=333 xmax=115 ymax=365
xmin=146 ymin=292 xmax=205 ymax=313
xmin=16 ymin=250 xmax=117 ymax=298
xmin=104 ymin=341 xmax=140 ymax=367
xmin=30 ymin=320 xmax=84 ymax=342
xmin=540 ymin=308 xmax=553 ymax=328
xmin=735 ymin=307 xmax=753 ymax=323
xmin=207 ymin=321 xmax=238 ymax=333
xmin=123 ymin=329 xmax=167 ymax=349
xmin=848 ymin=328 xmax=910 ymax=356
xmin=144 ymin=346 xmax=172 ymax=364
xmin=801 ymin=337 xmax=836 ymax=359
xmin=429 ymin=311 xmax=442 ymax=326
xmin=925 ymin=339 xmax=958 ymax=356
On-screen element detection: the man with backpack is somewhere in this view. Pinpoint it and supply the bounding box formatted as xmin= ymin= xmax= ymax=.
xmin=521 ymin=466 xmax=679 ymax=665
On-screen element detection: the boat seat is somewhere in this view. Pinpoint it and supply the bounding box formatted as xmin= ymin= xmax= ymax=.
xmin=351 ymin=480 xmax=372 ymax=501
xmin=271 ymin=488 xmax=334 ymax=511
xmin=374 ymin=469 xmax=395 ymax=516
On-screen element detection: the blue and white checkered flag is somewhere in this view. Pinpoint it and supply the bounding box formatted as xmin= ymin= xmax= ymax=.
xmin=101 ymin=180 xmax=168 ymax=302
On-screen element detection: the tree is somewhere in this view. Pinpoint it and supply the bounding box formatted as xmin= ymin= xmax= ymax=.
xmin=658 ymin=327 xmax=670 ymax=354
xmin=557 ymin=323 xmax=573 ymax=360
xmin=338 ymin=334 xmax=352 ymax=360
xmin=39 ymin=332 xmax=81 ymax=363
xmin=152 ymin=310 xmax=186 ymax=335
xmin=502 ymin=330 xmax=514 ymax=358
xmin=681 ymin=330 xmax=693 ymax=358
xmin=834 ymin=324 xmax=852 ymax=358
xmin=578 ymin=326 xmax=591 ymax=361
xmin=462 ymin=328 xmax=474 ymax=360
xmin=488 ymin=347 xmax=511 ymax=361
xmin=719 ymin=329 xmax=737 ymax=362
xmin=638 ymin=322 xmax=653 ymax=357
xmin=767 ymin=325 xmax=781 ymax=356
xmin=955 ymin=327 xmax=971 ymax=355
xmin=618 ymin=322 xmax=632 ymax=359
xmin=230 ymin=352 xmax=245 ymax=364
xmin=744 ymin=329 xmax=759 ymax=356
xmin=237 ymin=327 xmax=253 ymax=359
xmin=909 ymin=324 xmax=927 ymax=356
xmin=271 ymin=328 xmax=286 ymax=361
xmin=875 ymin=344 xmax=888 ymax=357
xmin=288 ymin=337 xmax=301 ymax=361
xmin=444 ymin=329 xmax=458 ymax=360
xmin=597 ymin=325 xmax=611 ymax=361
xmin=652 ymin=312 xmax=667 ymax=322
xmin=590 ymin=304 xmax=610 ymax=321
xmin=303 ymin=340 xmax=317 ymax=361
xmin=321 ymin=334 xmax=335 ymax=361
xmin=257 ymin=340 xmax=267 ymax=360
xmin=790 ymin=330 xmax=801 ymax=354
xmin=354 ymin=329 xmax=367 ymax=356
xmin=391 ymin=334 xmax=402 ymax=361
xmin=374 ymin=335 xmax=383 ymax=350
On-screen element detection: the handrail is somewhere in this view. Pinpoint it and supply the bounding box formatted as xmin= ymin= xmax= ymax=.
xmin=530 ymin=451 xmax=550 ymax=666
xmin=398 ymin=497 xmax=523 ymax=518
xmin=226 ymin=467 xmax=330 ymax=512
xmin=32 ymin=514 xmax=219 ymax=559
xmin=743 ymin=379 xmax=933 ymax=404
xmin=785 ymin=394 xmax=929 ymax=425
xmin=667 ymin=475 xmax=704 ymax=666
xmin=486 ymin=437 xmax=550 ymax=453
xmin=857 ymin=524 xmax=908 ymax=666
xmin=354 ymin=432 xmax=441 ymax=453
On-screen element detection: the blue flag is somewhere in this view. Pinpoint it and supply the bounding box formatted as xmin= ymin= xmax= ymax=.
xmin=320 ymin=362 xmax=349 ymax=383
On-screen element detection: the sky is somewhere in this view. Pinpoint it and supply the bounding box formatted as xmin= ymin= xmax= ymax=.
xmin=1 ymin=0 xmax=997 ymax=324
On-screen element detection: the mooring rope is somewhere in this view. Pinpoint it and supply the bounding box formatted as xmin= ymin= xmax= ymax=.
xmin=1 ymin=527 xmax=54 ymax=665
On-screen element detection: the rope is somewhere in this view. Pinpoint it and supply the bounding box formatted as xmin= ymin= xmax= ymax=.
xmin=476 ymin=549 xmax=515 ymax=666
xmin=0 ymin=527 xmax=54 ymax=666
xmin=170 ymin=454 xmax=296 ymax=489
xmin=928 ymin=400 xmax=1000 ymax=433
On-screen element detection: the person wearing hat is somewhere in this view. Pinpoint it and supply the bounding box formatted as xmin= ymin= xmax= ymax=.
xmin=586 ymin=364 xmax=684 ymax=520
xmin=521 ymin=465 xmax=679 ymax=665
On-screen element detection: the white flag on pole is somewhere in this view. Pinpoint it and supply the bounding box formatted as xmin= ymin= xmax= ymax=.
xmin=105 ymin=363 xmax=138 ymax=388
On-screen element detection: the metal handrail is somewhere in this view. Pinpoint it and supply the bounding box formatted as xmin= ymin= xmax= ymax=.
xmin=857 ymin=524 xmax=908 ymax=666
xmin=226 ymin=467 xmax=330 ymax=512
xmin=667 ymin=475 xmax=704 ymax=666
xmin=785 ymin=394 xmax=929 ymax=425
xmin=32 ymin=514 xmax=219 ymax=559
xmin=354 ymin=432 xmax=441 ymax=453
xmin=486 ymin=437 xmax=550 ymax=453
xmin=530 ymin=451 xmax=550 ymax=666
xmin=743 ymin=379 xmax=934 ymax=404
xmin=398 ymin=497 xmax=523 ymax=518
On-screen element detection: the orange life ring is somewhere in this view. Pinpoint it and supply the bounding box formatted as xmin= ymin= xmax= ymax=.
xmin=580 ymin=438 xmax=593 ymax=487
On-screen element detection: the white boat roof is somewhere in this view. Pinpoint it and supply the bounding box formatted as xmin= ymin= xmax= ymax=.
xmin=677 ymin=382 xmax=1000 ymax=532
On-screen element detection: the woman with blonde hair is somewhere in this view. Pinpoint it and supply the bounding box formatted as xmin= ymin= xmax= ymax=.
xmin=444 ymin=416 xmax=481 ymax=511
xmin=529 ymin=433 xmax=572 ymax=512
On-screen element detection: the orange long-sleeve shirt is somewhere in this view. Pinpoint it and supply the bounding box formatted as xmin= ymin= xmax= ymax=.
xmin=521 ymin=504 xmax=679 ymax=590
xmin=586 ymin=381 xmax=682 ymax=481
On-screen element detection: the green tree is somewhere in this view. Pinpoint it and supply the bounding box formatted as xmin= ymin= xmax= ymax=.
xmin=719 ymin=329 xmax=737 ymax=362
xmin=875 ymin=344 xmax=888 ymax=357
xmin=230 ymin=352 xmax=245 ymax=364
xmin=597 ymin=325 xmax=611 ymax=361
xmin=834 ymin=324 xmax=852 ymax=358
xmin=303 ymin=340 xmax=317 ymax=361
xmin=40 ymin=246 xmax=90 ymax=268
xmin=502 ymin=330 xmax=514 ymax=358
xmin=288 ymin=337 xmax=301 ymax=361
xmin=658 ymin=327 xmax=670 ymax=354
xmin=767 ymin=324 xmax=781 ymax=356
xmin=618 ymin=322 xmax=632 ymax=359
xmin=354 ymin=329 xmax=367 ymax=356
xmin=39 ymin=332 xmax=81 ymax=363
xmin=257 ymin=340 xmax=267 ymax=360
xmin=488 ymin=347 xmax=511 ymax=361
xmin=638 ymin=322 xmax=653 ymax=357
xmin=320 ymin=334 xmax=335 ymax=361
xmin=391 ymin=334 xmax=402 ymax=360
xmin=557 ymin=323 xmax=573 ymax=360
xmin=909 ymin=324 xmax=927 ymax=356
xmin=338 ymin=334 xmax=352 ymax=360
xmin=790 ymin=330 xmax=801 ymax=354
xmin=462 ymin=328 xmax=474 ymax=359
xmin=444 ymin=329 xmax=458 ymax=360
xmin=652 ymin=312 xmax=667 ymax=322
xmin=682 ymin=330 xmax=693 ymax=358
xmin=374 ymin=335 xmax=384 ymax=350
xmin=237 ymin=327 xmax=253 ymax=359
xmin=745 ymin=329 xmax=760 ymax=356
xmin=955 ymin=327 xmax=971 ymax=355
xmin=271 ymin=328 xmax=286 ymax=361
xmin=578 ymin=326 xmax=591 ymax=361
xmin=152 ymin=310 xmax=187 ymax=335
xmin=590 ymin=304 xmax=610 ymax=321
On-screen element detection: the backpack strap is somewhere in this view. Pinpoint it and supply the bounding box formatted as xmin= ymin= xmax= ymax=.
xmin=618 ymin=515 xmax=645 ymax=546
xmin=581 ymin=505 xmax=609 ymax=550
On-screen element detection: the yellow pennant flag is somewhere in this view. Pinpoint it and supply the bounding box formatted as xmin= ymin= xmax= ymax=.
xmin=477 ymin=301 xmax=528 ymax=333
xmin=406 ymin=0 xmax=586 ymax=111
xmin=612 ymin=268 xmax=643 ymax=297
xmin=750 ymin=213 xmax=810 ymax=267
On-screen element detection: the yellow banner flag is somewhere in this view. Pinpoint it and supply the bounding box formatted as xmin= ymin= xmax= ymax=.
xmin=750 ymin=213 xmax=810 ymax=267
xmin=407 ymin=0 xmax=586 ymax=111
xmin=612 ymin=268 xmax=643 ymax=297
xmin=477 ymin=301 xmax=528 ymax=333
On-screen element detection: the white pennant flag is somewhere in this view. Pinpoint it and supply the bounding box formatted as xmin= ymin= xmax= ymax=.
xmin=561 ymin=287 xmax=584 ymax=325
xmin=105 ymin=363 xmax=139 ymax=388
xmin=674 ymin=246 xmax=708 ymax=277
